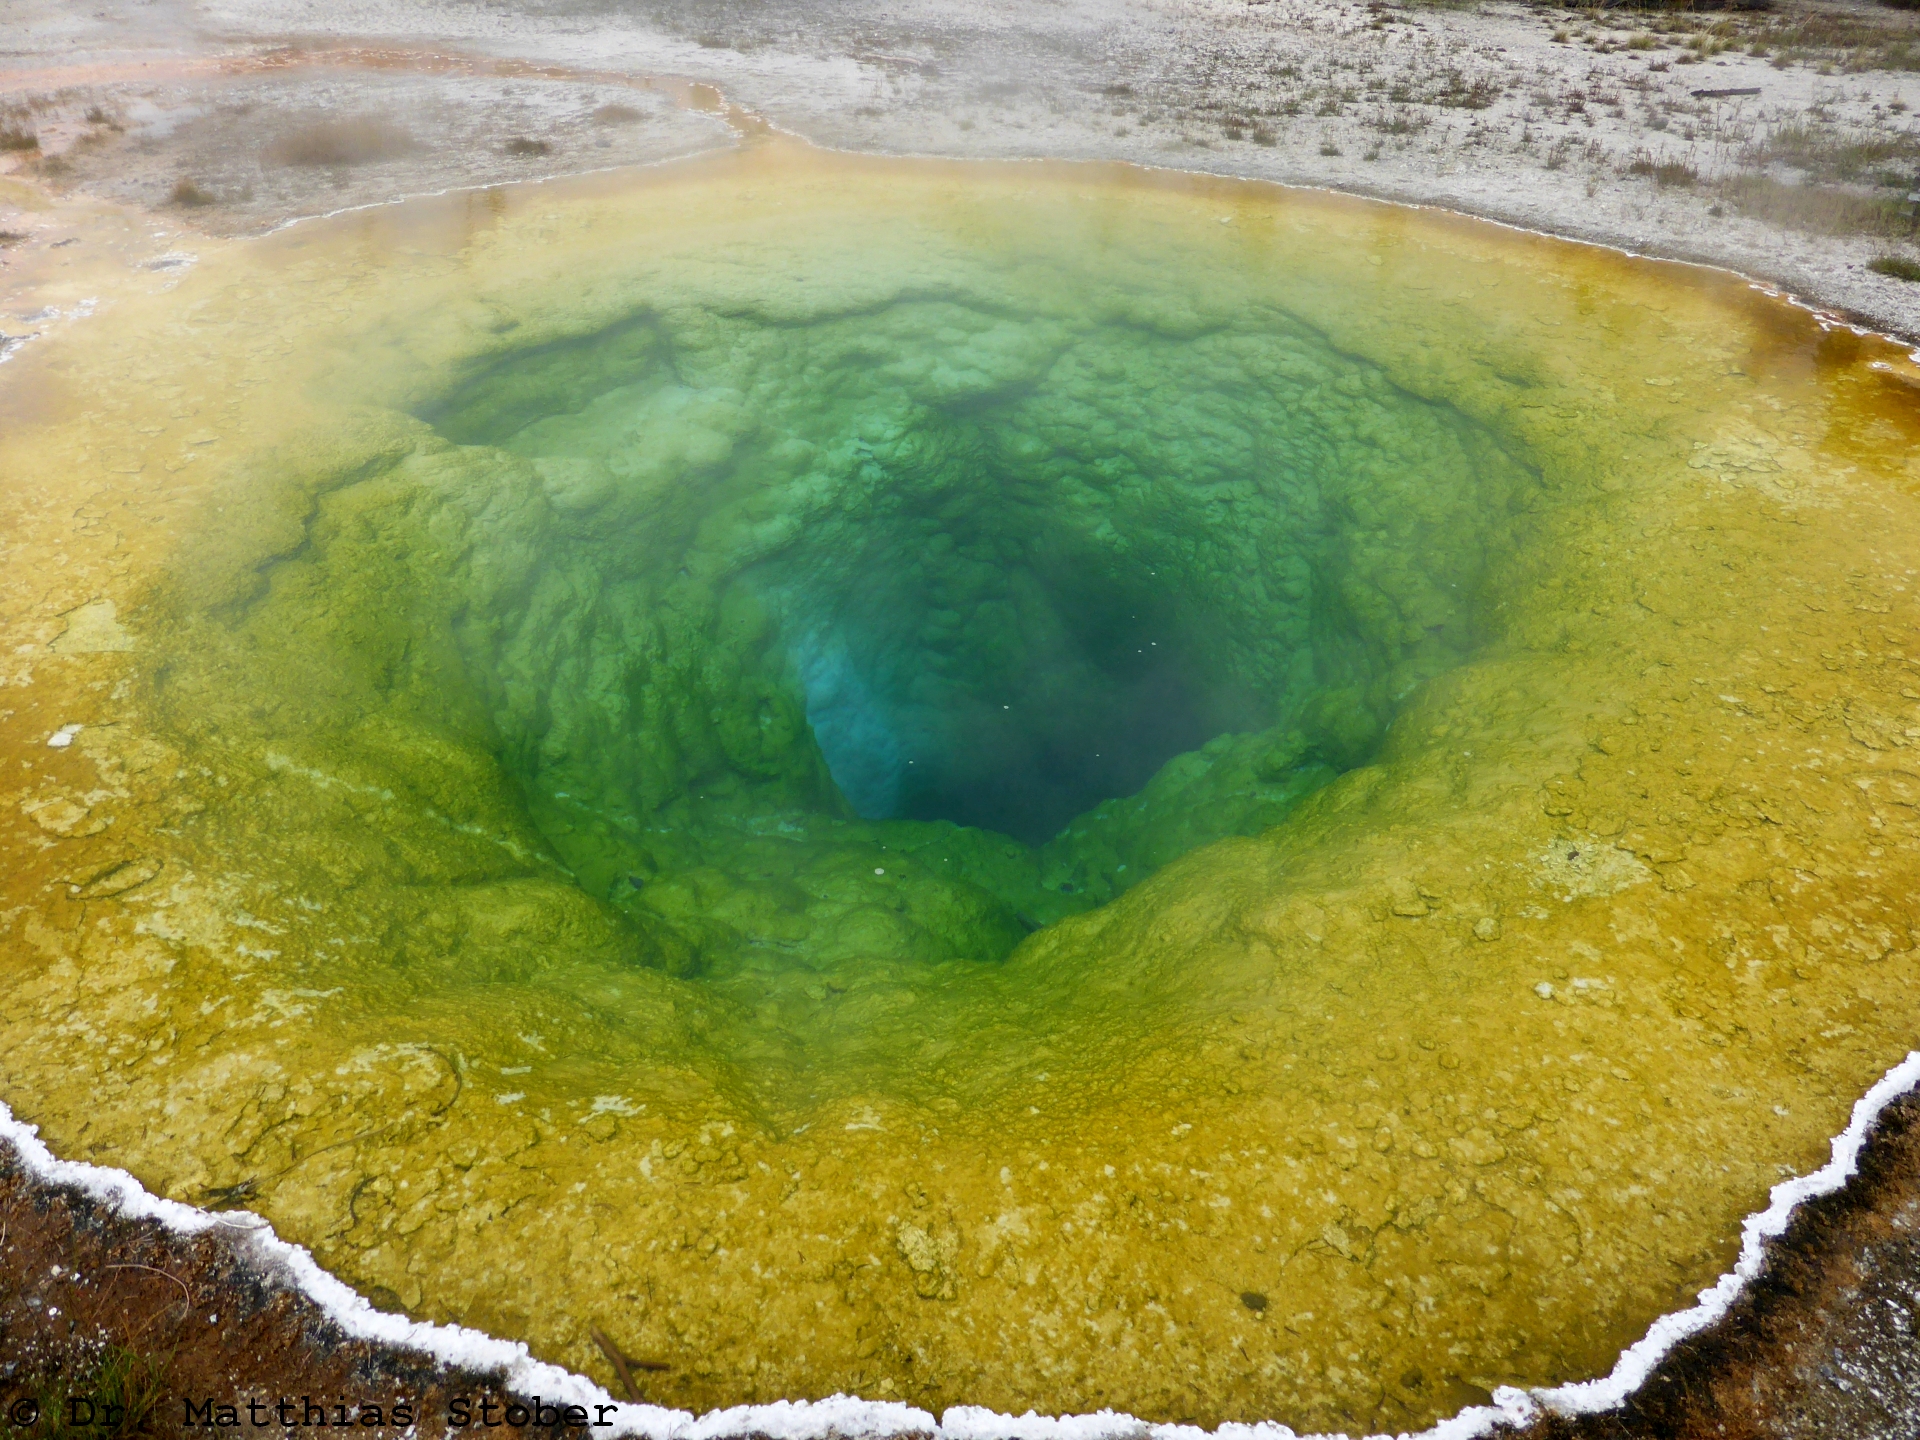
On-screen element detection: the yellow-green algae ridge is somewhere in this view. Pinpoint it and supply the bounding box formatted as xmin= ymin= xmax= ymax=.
xmin=2 ymin=147 xmax=1920 ymax=1434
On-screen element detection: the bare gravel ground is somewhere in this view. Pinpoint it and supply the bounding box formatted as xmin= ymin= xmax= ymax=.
xmin=12 ymin=65 xmax=720 ymax=232
xmin=3 ymin=0 xmax=1919 ymax=336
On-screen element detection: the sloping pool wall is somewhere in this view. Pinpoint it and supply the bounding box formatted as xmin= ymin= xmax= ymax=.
xmin=3 ymin=147 xmax=1920 ymax=1433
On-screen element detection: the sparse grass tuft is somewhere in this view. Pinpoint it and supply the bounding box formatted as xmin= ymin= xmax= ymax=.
xmin=503 ymin=136 xmax=553 ymax=157
xmin=0 ymin=124 xmax=39 ymax=152
xmin=1759 ymin=121 xmax=1920 ymax=184
xmin=1869 ymin=254 xmax=1920 ymax=280
xmin=591 ymin=102 xmax=647 ymax=124
xmin=169 ymin=177 xmax=215 ymax=207
xmin=1735 ymin=9 xmax=1920 ymax=71
xmin=0 ymin=229 xmax=27 ymax=245
xmin=1718 ymin=173 xmax=1912 ymax=237
xmin=30 ymin=1345 xmax=171 ymax=1440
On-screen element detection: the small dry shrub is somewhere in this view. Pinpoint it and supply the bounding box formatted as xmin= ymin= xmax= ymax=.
xmin=503 ymin=136 xmax=553 ymax=157
xmin=1435 ymin=70 xmax=1502 ymax=108
xmin=0 ymin=124 xmax=39 ymax=152
xmin=169 ymin=177 xmax=215 ymax=207
xmin=1627 ymin=150 xmax=1699 ymax=185
xmin=265 ymin=117 xmax=414 ymax=167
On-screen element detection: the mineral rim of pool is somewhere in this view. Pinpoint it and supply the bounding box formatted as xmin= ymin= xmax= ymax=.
xmin=2 ymin=142 xmax=1919 ymax=1434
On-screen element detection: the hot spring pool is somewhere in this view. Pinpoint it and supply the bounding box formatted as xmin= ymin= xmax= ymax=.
xmin=3 ymin=144 xmax=1919 ymax=1433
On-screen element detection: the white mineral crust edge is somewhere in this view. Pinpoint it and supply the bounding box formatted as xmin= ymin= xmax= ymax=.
xmin=2 ymin=1063 xmax=1917 ymax=1440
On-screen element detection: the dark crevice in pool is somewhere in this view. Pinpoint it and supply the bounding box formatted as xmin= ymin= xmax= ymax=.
xmin=778 ymin=493 xmax=1257 ymax=845
xmin=400 ymin=295 xmax=1540 ymax=983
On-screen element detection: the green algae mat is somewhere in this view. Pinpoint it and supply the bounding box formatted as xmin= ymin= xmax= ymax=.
xmin=3 ymin=145 xmax=1920 ymax=1433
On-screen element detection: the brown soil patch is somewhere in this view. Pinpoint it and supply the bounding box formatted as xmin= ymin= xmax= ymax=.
xmin=0 ymin=1144 xmax=641 ymax=1440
